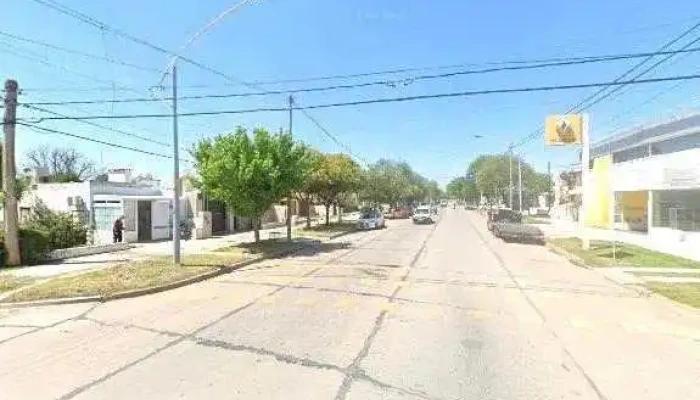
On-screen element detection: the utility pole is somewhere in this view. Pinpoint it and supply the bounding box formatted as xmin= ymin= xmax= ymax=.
xmin=171 ymin=65 xmax=181 ymax=265
xmin=508 ymin=144 xmax=514 ymax=209
xmin=286 ymin=95 xmax=293 ymax=242
xmin=3 ymin=80 xmax=20 ymax=266
xmin=518 ymin=158 xmax=523 ymax=212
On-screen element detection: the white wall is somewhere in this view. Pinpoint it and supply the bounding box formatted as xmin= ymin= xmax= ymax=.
xmin=611 ymin=148 xmax=700 ymax=191
xmin=20 ymin=182 xmax=90 ymax=212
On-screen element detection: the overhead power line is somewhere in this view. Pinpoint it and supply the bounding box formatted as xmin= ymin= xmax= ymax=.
xmin=512 ymin=20 xmax=700 ymax=148
xmin=20 ymin=46 xmax=700 ymax=106
xmin=0 ymin=30 xmax=160 ymax=73
xmin=29 ymin=0 xmax=258 ymax=90
xmin=22 ymin=104 xmax=173 ymax=148
xmin=297 ymin=106 xmax=368 ymax=165
xmin=19 ymin=123 xmax=175 ymax=159
xmin=20 ymin=73 xmax=700 ymax=123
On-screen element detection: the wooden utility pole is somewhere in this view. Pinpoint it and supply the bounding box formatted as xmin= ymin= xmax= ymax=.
xmin=3 ymin=80 xmax=21 ymax=265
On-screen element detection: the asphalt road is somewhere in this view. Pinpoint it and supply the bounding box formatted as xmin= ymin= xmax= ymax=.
xmin=1 ymin=209 xmax=699 ymax=399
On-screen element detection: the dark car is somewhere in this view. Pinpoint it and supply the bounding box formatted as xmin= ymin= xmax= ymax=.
xmin=488 ymin=209 xmax=544 ymax=244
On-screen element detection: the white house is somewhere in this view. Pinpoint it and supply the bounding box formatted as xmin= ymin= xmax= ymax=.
xmin=19 ymin=168 xmax=186 ymax=244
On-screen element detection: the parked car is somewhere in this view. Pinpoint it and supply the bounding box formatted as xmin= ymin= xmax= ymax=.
xmin=357 ymin=209 xmax=385 ymax=230
xmin=488 ymin=209 xmax=544 ymax=244
xmin=412 ymin=206 xmax=434 ymax=224
xmin=391 ymin=206 xmax=411 ymax=219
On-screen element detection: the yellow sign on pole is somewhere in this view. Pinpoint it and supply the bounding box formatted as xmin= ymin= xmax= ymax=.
xmin=545 ymin=114 xmax=583 ymax=145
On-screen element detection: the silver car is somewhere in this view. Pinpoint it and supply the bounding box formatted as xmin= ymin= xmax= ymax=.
xmin=357 ymin=210 xmax=386 ymax=230
xmin=412 ymin=207 xmax=434 ymax=224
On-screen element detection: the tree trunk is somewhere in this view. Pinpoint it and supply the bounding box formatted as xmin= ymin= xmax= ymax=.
xmin=338 ymin=205 xmax=343 ymax=223
xmin=325 ymin=204 xmax=330 ymax=226
xmin=305 ymin=196 xmax=312 ymax=229
xmin=253 ymin=216 xmax=260 ymax=242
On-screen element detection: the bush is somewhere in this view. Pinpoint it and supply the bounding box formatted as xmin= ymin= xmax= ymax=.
xmin=23 ymin=202 xmax=88 ymax=251
xmin=0 ymin=228 xmax=50 ymax=265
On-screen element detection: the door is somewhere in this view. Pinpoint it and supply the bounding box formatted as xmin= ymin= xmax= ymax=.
xmin=137 ymin=200 xmax=152 ymax=241
xmin=209 ymin=200 xmax=227 ymax=233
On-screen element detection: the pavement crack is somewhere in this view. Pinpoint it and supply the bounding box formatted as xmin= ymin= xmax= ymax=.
xmin=333 ymin=219 xmax=440 ymax=400
xmin=0 ymin=303 xmax=99 ymax=346
xmin=57 ymin=267 xmax=324 ymax=399
xmin=193 ymin=337 xmax=346 ymax=373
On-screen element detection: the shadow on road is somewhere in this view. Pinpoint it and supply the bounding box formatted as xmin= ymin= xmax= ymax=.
xmin=282 ymin=242 xmax=352 ymax=258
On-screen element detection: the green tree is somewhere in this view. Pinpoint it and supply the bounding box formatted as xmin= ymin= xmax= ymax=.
xmin=192 ymin=127 xmax=312 ymax=242
xmin=468 ymin=154 xmax=551 ymax=209
xmin=446 ymin=177 xmax=478 ymax=203
xmin=295 ymin=149 xmax=323 ymax=229
xmin=361 ymin=159 xmax=434 ymax=206
xmin=307 ymin=153 xmax=362 ymax=226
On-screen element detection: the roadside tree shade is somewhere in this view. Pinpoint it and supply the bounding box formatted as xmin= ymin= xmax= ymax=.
xmin=191 ymin=127 xmax=313 ymax=242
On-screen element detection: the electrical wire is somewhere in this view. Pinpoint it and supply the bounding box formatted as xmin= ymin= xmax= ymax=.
xmin=29 ymin=0 xmax=259 ymax=90
xmin=19 ymin=123 xmax=175 ymax=159
xmin=297 ymin=106 xmax=368 ymax=165
xmin=19 ymin=73 xmax=700 ymax=123
xmin=20 ymin=46 xmax=700 ymax=106
xmin=510 ymin=21 xmax=700 ymax=149
xmin=0 ymin=29 xmax=160 ymax=73
xmin=22 ymin=104 xmax=173 ymax=148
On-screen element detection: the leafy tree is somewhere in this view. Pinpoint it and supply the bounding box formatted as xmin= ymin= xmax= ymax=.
xmin=446 ymin=177 xmax=478 ymax=203
xmin=295 ymin=149 xmax=323 ymax=228
xmin=307 ymin=153 xmax=362 ymax=226
xmin=468 ymin=154 xmax=551 ymax=209
xmin=24 ymin=146 xmax=96 ymax=182
xmin=361 ymin=159 xmax=434 ymax=206
xmin=192 ymin=127 xmax=312 ymax=242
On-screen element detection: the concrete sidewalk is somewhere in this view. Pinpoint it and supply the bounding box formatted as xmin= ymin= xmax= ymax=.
xmin=538 ymin=218 xmax=700 ymax=262
xmin=1 ymin=213 xmax=359 ymax=279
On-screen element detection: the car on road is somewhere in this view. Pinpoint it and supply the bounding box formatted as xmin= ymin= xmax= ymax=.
xmin=488 ymin=209 xmax=544 ymax=244
xmin=412 ymin=206 xmax=434 ymax=224
xmin=357 ymin=209 xmax=386 ymax=230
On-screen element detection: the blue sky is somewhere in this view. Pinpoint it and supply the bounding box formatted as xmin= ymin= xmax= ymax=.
xmin=3 ymin=0 xmax=700 ymax=186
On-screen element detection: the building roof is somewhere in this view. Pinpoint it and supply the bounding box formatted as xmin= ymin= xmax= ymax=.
xmin=591 ymin=112 xmax=700 ymax=158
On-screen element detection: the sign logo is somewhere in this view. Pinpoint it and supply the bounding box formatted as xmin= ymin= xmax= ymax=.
xmin=545 ymin=114 xmax=583 ymax=145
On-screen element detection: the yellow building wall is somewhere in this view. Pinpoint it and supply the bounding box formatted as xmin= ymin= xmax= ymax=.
xmin=620 ymin=191 xmax=647 ymax=223
xmin=584 ymin=155 xmax=612 ymax=228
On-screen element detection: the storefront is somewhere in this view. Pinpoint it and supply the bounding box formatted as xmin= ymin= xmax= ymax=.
xmin=588 ymin=114 xmax=700 ymax=249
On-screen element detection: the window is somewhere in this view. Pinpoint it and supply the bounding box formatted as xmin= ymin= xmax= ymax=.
xmin=652 ymin=190 xmax=700 ymax=231
xmin=650 ymin=131 xmax=700 ymax=156
xmin=94 ymin=206 xmax=122 ymax=231
xmin=613 ymin=145 xmax=649 ymax=164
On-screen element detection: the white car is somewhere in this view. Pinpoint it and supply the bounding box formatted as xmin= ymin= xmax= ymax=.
xmin=412 ymin=206 xmax=434 ymax=224
xmin=357 ymin=209 xmax=385 ymax=230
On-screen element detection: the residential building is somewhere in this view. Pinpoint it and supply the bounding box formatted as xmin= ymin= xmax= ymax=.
xmin=19 ymin=168 xmax=184 ymax=244
xmin=584 ymin=112 xmax=700 ymax=249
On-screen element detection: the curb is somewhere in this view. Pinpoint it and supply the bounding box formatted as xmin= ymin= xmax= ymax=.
xmin=545 ymin=242 xmax=652 ymax=296
xmin=0 ymin=243 xmax=306 ymax=309
xmin=545 ymin=242 xmax=592 ymax=270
